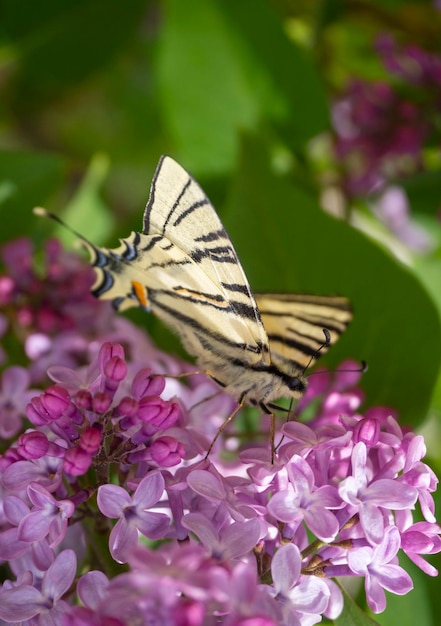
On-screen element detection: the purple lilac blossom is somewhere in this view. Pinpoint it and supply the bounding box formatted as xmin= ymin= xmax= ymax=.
xmin=333 ymin=34 xmax=441 ymax=198
xmin=0 ymin=549 xmax=76 ymax=623
xmin=371 ymin=186 xmax=434 ymax=253
xmin=97 ymin=471 xmax=170 ymax=562
xmin=332 ymin=79 xmax=426 ymax=197
xmin=0 ymin=237 xmax=439 ymax=624
xmin=331 ymin=33 xmax=441 ymax=251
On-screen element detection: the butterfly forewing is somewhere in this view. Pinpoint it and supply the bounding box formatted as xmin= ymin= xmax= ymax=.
xmin=85 ymin=156 xmax=270 ymax=371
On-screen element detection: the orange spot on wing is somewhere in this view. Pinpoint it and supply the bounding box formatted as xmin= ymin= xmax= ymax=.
xmin=131 ymin=281 xmax=149 ymax=307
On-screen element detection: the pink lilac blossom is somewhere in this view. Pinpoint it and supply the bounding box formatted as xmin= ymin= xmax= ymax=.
xmin=0 ymin=238 xmax=439 ymax=624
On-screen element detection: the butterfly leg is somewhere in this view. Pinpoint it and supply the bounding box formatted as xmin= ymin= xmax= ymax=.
xmin=204 ymin=393 xmax=246 ymax=458
xmin=188 ymin=390 xmax=225 ymax=413
xmin=260 ymin=402 xmax=276 ymax=464
xmin=159 ymin=369 xmax=212 ymax=380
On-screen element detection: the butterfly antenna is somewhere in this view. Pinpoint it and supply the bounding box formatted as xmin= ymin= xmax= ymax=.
xmin=33 ymin=207 xmax=96 ymax=249
xmin=307 ymin=360 xmax=368 ymax=378
xmin=302 ymin=328 xmax=331 ymax=375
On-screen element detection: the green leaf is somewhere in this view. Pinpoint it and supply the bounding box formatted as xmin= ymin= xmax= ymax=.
xmin=224 ymin=137 xmax=441 ymax=423
xmin=413 ymin=254 xmax=441 ymax=415
xmin=0 ymin=150 xmax=64 ymax=243
xmin=1 ymin=0 xmax=149 ymax=105
xmin=58 ymin=152 xmax=114 ymax=246
xmin=220 ymin=0 xmax=329 ymax=149
xmin=334 ymin=586 xmax=380 ymax=626
xmin=156 ymin=0 xmax=265 ymax=174
xmin=156 ymin=0 xmax=327 ymax=175
xmin=403 ymin=171 xmax=441 ymax=216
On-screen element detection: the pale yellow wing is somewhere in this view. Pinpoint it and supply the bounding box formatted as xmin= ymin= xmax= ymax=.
xmin=255 ymin=293 xmax=352 ymax=376
xmin=84 ymin=156 xmax=271 ymax=370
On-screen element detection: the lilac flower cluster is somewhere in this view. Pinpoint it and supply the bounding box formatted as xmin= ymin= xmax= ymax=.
xmin=332 ymin=34 xmax=441 ymax=200
xmin=0 ymin=238 xmax=440 ymax=625
xmin=333 ymin=78 xmax=426 ymax=197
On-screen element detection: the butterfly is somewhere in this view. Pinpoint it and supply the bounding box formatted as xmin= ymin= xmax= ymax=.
xmin=36 ymin=156 xmax=352 ymax=453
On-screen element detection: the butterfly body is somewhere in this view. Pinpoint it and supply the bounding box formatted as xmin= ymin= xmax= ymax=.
xmin=43 ymin=156 xmax=352 ymax=410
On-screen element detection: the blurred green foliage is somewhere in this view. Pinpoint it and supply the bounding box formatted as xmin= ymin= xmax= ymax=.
xmin=1 ymin=1 xmax=441 ymax=622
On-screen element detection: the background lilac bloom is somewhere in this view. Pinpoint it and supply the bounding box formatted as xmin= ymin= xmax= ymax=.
xmin=0 ymin=366 xmax=38 ymax=438
xmin=0 ymin=548 xmax=76 ymax=623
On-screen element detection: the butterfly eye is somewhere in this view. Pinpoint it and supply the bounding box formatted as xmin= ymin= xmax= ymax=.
xmin=287 ymin=377 xmax=306 ymax=393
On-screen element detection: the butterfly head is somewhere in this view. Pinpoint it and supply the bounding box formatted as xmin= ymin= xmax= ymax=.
xmin=285 ymin=373 xmax=307 ymax=398
xmin=245 ymin=364 xmax=308 ymax=404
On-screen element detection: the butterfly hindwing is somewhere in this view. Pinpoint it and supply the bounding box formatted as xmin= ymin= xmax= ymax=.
xmin=255 ymin=293 xmax=352 ymax=375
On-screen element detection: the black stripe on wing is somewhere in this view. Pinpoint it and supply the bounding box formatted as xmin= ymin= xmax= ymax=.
xmin=194 ymin=228 xmax=228 ymax=243
xmin=157 ymin=288 xmax=260 ymax=320
xmin=173 ymin=199 xmax=210 ymax=227
xmin=143 ymin=155 xmax=168 ymax=234
xmin=191 ymin=245 xmax=237 ymax=264
xmin=150 ymin=295 xmax=265 ymax=357
xmin=266 ymin=332 xmax=325 ymax=358
xmin=163 ymin=177 xmax=192 ymax=231
xmin=260 ymin=311 xmax=348 ymax=334
xmin=92 ymin=268 xmax=115 ymax=298
xmin=220 ymin=282 xmax=253 ymax=295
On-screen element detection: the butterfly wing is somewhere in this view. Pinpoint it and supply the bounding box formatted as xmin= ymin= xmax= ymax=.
xmin=255 ymin=293 xmax=352 ymax=376
xmin=85 ymin=156 xmax=271 ymax=371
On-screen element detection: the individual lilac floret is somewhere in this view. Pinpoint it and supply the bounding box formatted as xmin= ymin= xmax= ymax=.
xmin=97 ymin=470 xmax=170 ymax=562
xmin=267 ymin=543 xmax=331 ymax=625
xmin=267 ymin=455 xmax=341 ymax=542
xmin=182 ymin=513 xmax=261 ymax=561
xmin=398 ymin=520 xmax=441 ymax=576
xmin=0 ymin=548 xmax=76 ymax=623
xmin=17 ymin=482 xmax=74 ymax=548
xmin=338 ymin=441 xmax=418 ymax=545
xmin=347 ymin=526 xmax=413 ymax=613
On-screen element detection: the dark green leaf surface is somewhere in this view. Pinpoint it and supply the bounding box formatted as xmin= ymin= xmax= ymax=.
xmin=156 ymin=0 xmax=327 ymax=174
xmin=0 ymin=151 xmax=64 ymax=244
xmin=334 ymin=586 xmax=380 ymax=626
xmin=1 ymin=0 xmax=149 ymax=105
